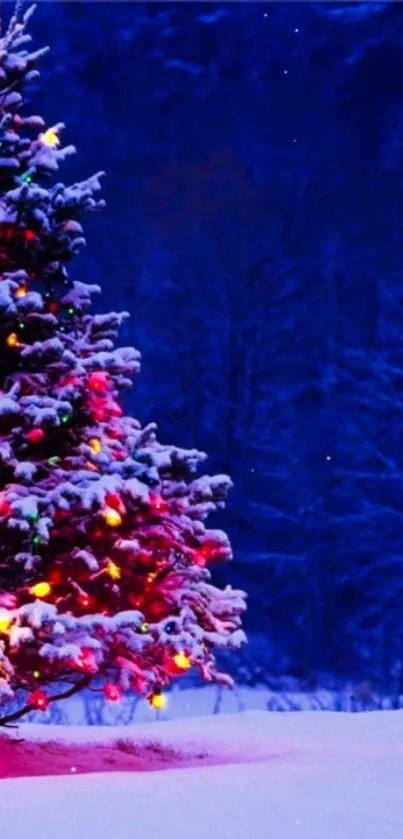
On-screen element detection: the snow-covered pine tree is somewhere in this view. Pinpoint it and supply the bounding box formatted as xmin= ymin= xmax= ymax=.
xmin=0 ymin=5 xmax=246 ymax=724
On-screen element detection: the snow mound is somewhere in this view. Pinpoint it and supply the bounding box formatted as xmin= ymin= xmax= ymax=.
xmin=0 ymin=711 xmax=402 ymax=838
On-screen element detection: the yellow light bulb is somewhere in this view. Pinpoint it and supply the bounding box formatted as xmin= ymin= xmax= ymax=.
xmin=149 ymin=692 xmax=166 ymax=711
xmin=16 ymin=286 xmax=27 ymax=298
xmin=6 ymin=332 xmax=19 ymax=348
xmin=107 ymin=560 xmax=121 ymax=580
xmin=30 ymin=581 xmax=51 ymax=598
xmin=89 ymin=438 xmax=102 ymax=454
xmin=103 ymin=508 xmax=122 ymax=527
xmin=147 ymin=572 xmax=157 ymax=584
xmin=173 ymin=652 xmax=191 ymax=671
xmin=41 ymin=128 xmax=60 ymax=148
xmin=0 ymin=611 xmax=11 ymax=633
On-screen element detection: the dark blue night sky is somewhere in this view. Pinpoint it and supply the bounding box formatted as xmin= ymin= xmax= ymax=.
xmin=27 ymin=1 xmax=403 ymax=692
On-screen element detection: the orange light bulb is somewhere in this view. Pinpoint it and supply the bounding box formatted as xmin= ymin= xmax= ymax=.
xmin=0 ymin=611 xmax=11 ymax=634
xmin=16 ymin=286 xmax=27 ymax=298
xmin=107 ymin=559 xmax=121 ymax=580
xmin=89 ymin=438 xmax=102 ymax=454
xmin=41 ymin=128 xmax=60 ymax=148
xmin=173 ymin=652 xmax=191 ymax=671
xmin=30 ymin=581 xmax=51 ymax=599
xmin=6 ymin=333 xmax=19 ymax=348
xmin=103 ymin=508 xmax=122 ymax=527
xmin=149 ymin=692 xmax=166 ymax=711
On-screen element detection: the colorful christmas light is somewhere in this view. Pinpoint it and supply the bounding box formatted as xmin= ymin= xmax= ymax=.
xmin=77 ymin=593 xmax=93 ymax=609
xmin=40 ymin=127 xmax=60 ymax=148
xmin=27 ymin=428 xmax=45 ymax=444
xmin=0 ymin=494 xmax=11 ymax=517
xmin=77 ymin=650 xmax=97 ymax=674
xmin=0 ymin=611 xmax=11 ymax=633
xmin=103 ymin=507 xmax=122 ymax=527
xmin=151 ymin=493 xmax=167 ymax=512
xmin=107 ymin=559 xmax=121 ymax=580
xmin=29 ymin=689 xmax=48 ymax=711
xmin=173 ymin=652 xmax=191 ymax=671
xmin=30 ymin=581 xmax=51 ymax=598
xmin=103 ymin=682 xmax=121 ymax=703
xmin=88 ymin=371 xmax=109 ymax=392
xmin=149 ymin=691 xmax=166 ymax=710
xmin=6 ymin=332 xmax=19 ymax=348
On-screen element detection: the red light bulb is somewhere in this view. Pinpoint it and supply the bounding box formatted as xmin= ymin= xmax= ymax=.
xmin=24 ymin=229 xmax=36 ymax=242
xmin=194 ymin=547 xmax=209 ymax=567
xmin=150 ymin=493 xmax=167 ymax=513
xmin=105 ymin=493 xmax=120 ymax=511
xmin=88 ymin=371 xmax=109 ymax=393
xmin=77 ymin=649 xmax=97 ymax=674
xmin=27 ymin=428 xmax=45 ymax=444
xmin=104 ymin=682 xmax=121 ymax=703
xmin=29 ymin=689 xmax=48 ymax=711
xmin=62 ymin=375 xmax=79 ymax=387
xmin=0 ymin=493 xmax=11 ymax=517
xmin=105 ymin=492 xmax=126 ymax=516
xmin=1 ymin=223 xmax=15 ymax=243
xmin=78 ymin=593 xmax=92 ymax=610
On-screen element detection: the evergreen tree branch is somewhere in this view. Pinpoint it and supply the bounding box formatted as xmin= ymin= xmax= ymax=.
xmin=0 ymin=674 xmax=92 ymax=727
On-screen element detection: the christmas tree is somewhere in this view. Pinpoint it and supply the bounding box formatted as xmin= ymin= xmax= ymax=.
xmin=0 ymin=6 xmax=246 ymax=725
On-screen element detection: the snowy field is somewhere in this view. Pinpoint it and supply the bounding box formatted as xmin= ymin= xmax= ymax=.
xmin=1 ymin=709 xmax=403 ymax=839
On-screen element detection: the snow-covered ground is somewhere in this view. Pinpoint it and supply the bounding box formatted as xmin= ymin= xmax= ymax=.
xmin=1 ymin=710 xmax=403 ymax=838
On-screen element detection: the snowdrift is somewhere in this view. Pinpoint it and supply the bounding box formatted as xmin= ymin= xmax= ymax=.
xmin=0 ymin=710 xmax=402 ymax=838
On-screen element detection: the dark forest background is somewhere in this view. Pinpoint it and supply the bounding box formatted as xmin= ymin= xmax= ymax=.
xmin=24 ymin=1 xmax=403 ymax=692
